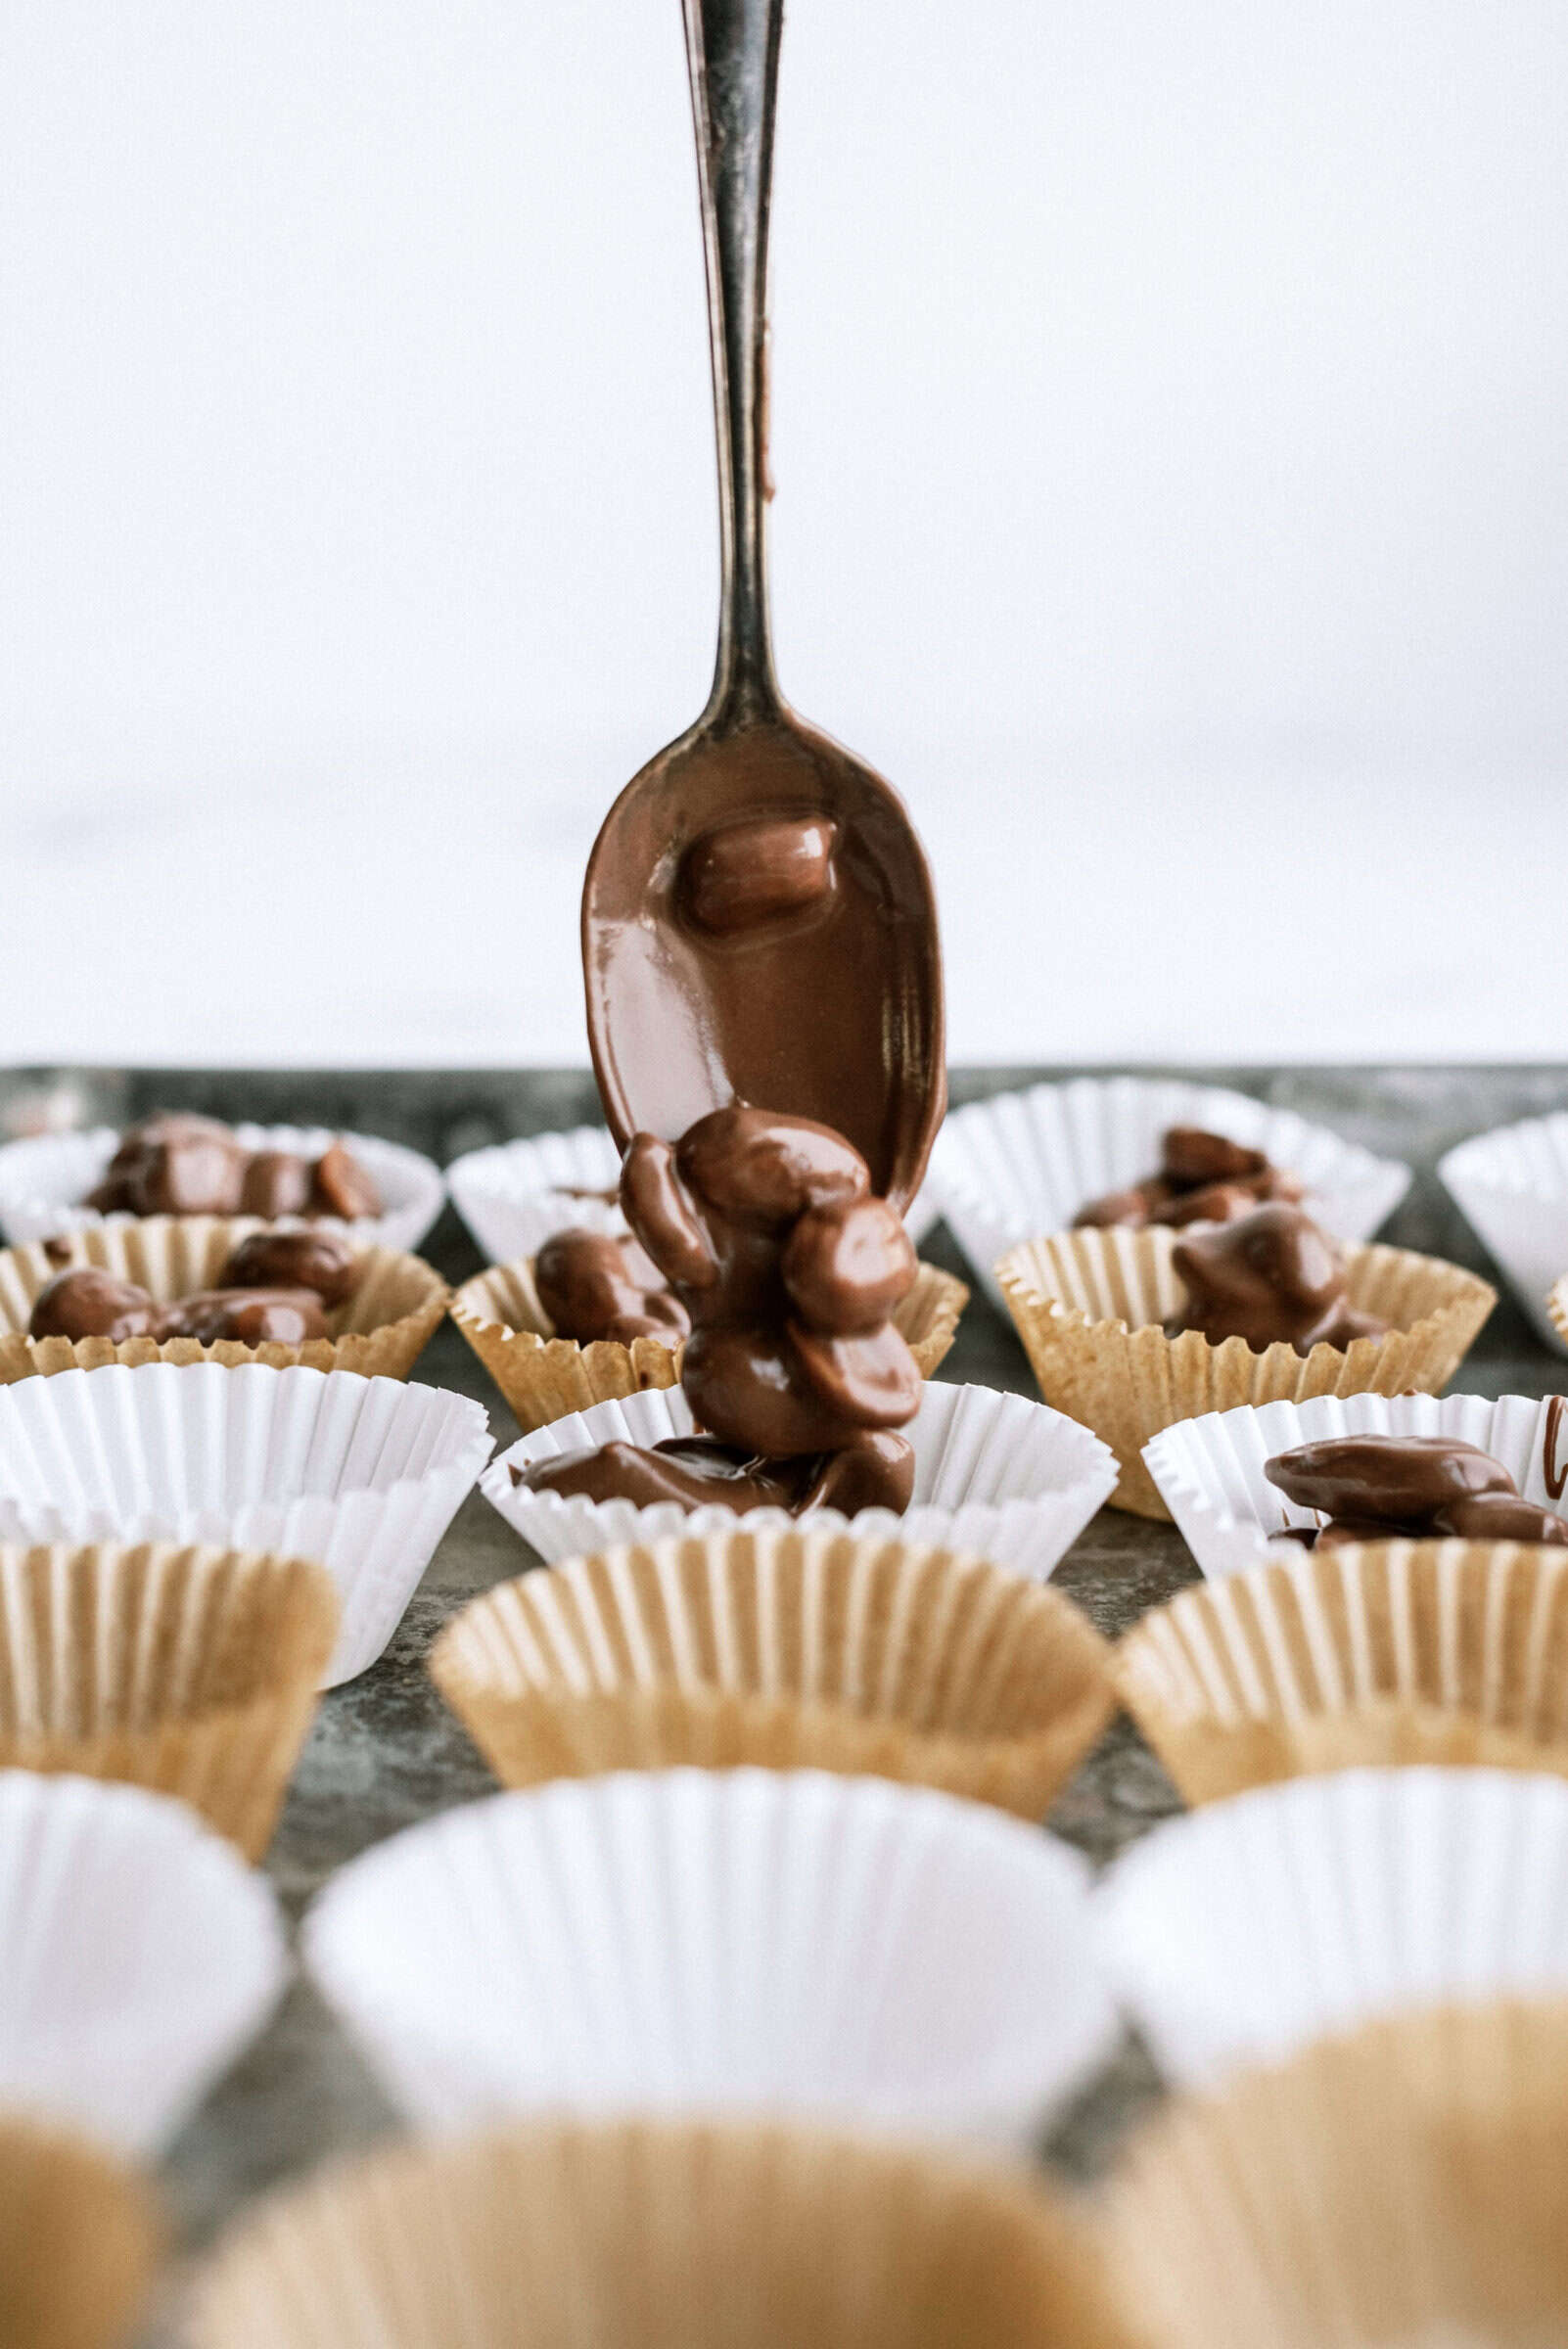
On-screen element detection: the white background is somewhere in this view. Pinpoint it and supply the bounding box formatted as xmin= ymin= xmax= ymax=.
xmin=2 ymin=0 xmax=1564 ymax=1068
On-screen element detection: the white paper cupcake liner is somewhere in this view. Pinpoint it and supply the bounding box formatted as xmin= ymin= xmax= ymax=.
xmin=1439 ymin=1111 xmax=1568 ymax=1353
xmin=927 ymin=1078 xmax=1411 ymax=1308
xmin=0 ymin=1125 xmax=444 ymax=1255
xmin=0 ymin=1768 xmax=287 ymax=2155
xmin=0 ymin=1363 xmax=492 ymax=1685
xmin=1143 ymin=1389 xmax=1568 ymax=1581
xmin=481 ymin=1379 xmax=1117 ymax=1580
xmin=1094 ymin=1764 xmax=1568 ymax=2090
xmin=448 ymin=1124 xmax=942 ymax=1267
xmin=303 ymin=1766 xmax=1118 ymax=2144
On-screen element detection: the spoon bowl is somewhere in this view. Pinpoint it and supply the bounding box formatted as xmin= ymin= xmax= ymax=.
xmin=583 ymin=0 xmax=944 ymax=1211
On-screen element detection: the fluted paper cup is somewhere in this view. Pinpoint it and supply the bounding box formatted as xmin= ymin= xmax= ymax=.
xmin=1440 ymin=1110 xmax=1568 ymax=1352
xmin=998 ymin=1226 xmax=1494 ymax=1518
xmin=1100 ymin=2001 xmax=1568 ymax=2349
xmin=0 ymin=1125 xmax=443 ymax=1255
xmin=0 ymin=1363 xmax=492 ymax=1684
xmin=1115 ymin=1540 xmax=1568 ymax=1803
xmin=0 ymin=1769 xmax=287 ymax=2153
xmin=483 ymin=1379 xmax=1117 ymax=1579
xmin=449 ymin=1124 xmax=942 ymax=1267
xmin=927 ymin=1078 xmax=1411 ymax=1309
xmin=1142 ymin=1388 xmax=1568 ymax=1579
xmin=451 ymin=1254 xmax=968 ymax=1433
xmin=0 ymin=2116 xmax=160 ymax=2349
xmin=0 ymin=1220 xmax=447 ymax=1385
xmin=1094 ymin=1764 xmax=1568 ymax=2090
xmin=0 ymin=1541 xmax=336 ymax=1858
xmin=431 ymin=1527 xmax=1114 ymax=1815
xmin=185 ymin=2116 xmax=1132 ymax=2349
xmin=303 ymin=1768 xmax=1118 ymax=2143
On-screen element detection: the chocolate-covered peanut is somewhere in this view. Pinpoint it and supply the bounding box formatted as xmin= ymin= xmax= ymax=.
xmin=1266 ymin=1432 xmax=1568 ymax=1550
xmin=1076 ymin=1125 xmax=1305 ymax=1232
xmin=164 ymin=1288 xmax=328 ymax=1346
xmin=681 ymin=813 xmax=839 ymax=935
xmin=1171 ymin=1203 xmax=1388 ymax=1356
xmin=533 ymin=1227 xmax=690 ymax=1347
xmin=219 ymin=1227 xmax=360 ymax=1307
xmin=84 ymin=1114 xmax=383 ymax=1224
xmin=28 ymin=1267 xmax=163 ymax=1343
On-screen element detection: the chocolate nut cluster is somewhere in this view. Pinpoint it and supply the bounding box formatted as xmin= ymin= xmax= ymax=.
xmin=532 ymin=1228 xmax=689 ymax=1347
xmin=28 ymin=1228 xmax=359 ymax=1349
xmin=1267 ymin=1434 xmax=1568 ymax=1549
xmin=88 ymin=1113 xmax=382 ymax=1221
xmin=1076 ymin=1125 xmax=1305 ymax=1231
xmin=1168 ymin=1202 xmax=1389 ymax=1357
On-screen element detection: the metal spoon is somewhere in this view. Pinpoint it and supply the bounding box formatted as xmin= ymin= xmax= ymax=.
xmin=581 ymin=0 xmax=945 ymax=1211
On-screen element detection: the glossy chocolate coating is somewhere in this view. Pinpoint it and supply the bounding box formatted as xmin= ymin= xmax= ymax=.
xmin=1266 ymin=1434 xmax=1568 ymax=1549
xmin=28 ymin=1267 xmax=163 ymax=1342
xmin=532 ymin=1227 xmax=690 ymax=1347
xmin=1076 ymin=1126 xmax=1305 ymax=1232
xmin=1266 ymin=1437 xmax=1515 ymax=1524
xmin=622 ymin=1106 xmax=920 ymax=1456
xmin=583 ymin=724 xmax=945 ymax=1213
xmin=311 ymin=1141 xmax=383 ymax=1221
xmin=240 ymin=1151 xmax=314 ymax=1218
xmin=518 ymin=1428 xmax=913 ymax=1517
xmin=88 ymin=1113 xmax=248 ymax=1218
xmin=219 ymin=1227 xmax=360 ymax=1307
xmin=163 ymin=1288 xmax=328 ymax=1346
xmin=1170 ymin=1203 xmax=1389 ymax=1356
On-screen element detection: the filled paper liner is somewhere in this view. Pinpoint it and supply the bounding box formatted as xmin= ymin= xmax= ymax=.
xmin=431 ymin=1527 xmax=1114 ymax=1816
xmin=1142 ymin=1388 xmax=1568 ymax=1579
xmin=928 ymin=1077 xmax=1411 ymax=1309
xmin=185 ymin=2116 xmax=1132 ymax=2349
xmin=998 ymin=1225 xmax=1494 ymax=1518
xmin=451 ymin=1253 xmax=968 ymax=1433
xmin=0 ymin=1363 xmax=492 ymax=1685
xmin=0 ymin=2115 xmax=160 ymax=2349
xmin=1093 ymin=1764 xmax=1568 ymax=2090
xmin=1100 ymin=2001 xmax=1568 ymax=2349
xmin=483 ymin=1379 xmax=1117 ymax=1579
xmin=0 ymin=1124 xmax=444 ymax=1256
xmin=1115 ymin=1539 xmax=1568 ymax=1804
xmin=1440 ymin=1110 xmax=1568 ymax=1353
xmin=0 ymin=1219 xmax=448 ymax=1385
xmin=303 ymin=1767 xmax=1118 ymax=2143
xmin=0 ymin=1768 xmax=287 ymax=2153
xmin=0 ymin=1542 xmax=337 ymax=1858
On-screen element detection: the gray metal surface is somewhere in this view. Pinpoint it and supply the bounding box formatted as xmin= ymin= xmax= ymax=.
xmin=7 ymin=1065 xmax=1561 ymax=2292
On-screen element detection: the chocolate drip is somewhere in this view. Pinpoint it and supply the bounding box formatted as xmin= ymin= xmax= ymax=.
xmin=1267 ymin=1434 xmax=1568 ymax=1549
xmin=517 ymin=1430 xmax=914 ymax=1518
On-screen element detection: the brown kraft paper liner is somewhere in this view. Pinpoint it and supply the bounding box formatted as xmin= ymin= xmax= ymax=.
xmin=996 ymin=1227 xmax=1495 ymax=1519
xmin=186 ymin=2115 xmax=1135 ymax=2349
xmin=430 ymin=1526 xmax=1113 ymax=1818
xmin=0 ymin=1543 xmax=339 ymax=1861
xmin=1549 ymin=1271 xmax=1568 ymax=1347
xmin=1099 ymin=2000 xmax=1568 ymax=2349
xmin=0 ymin=1219 xmax=448 ymax=1384
xmin=0 ymin=2115 xmax=161 ymax=2349
xmin=1115 ymin=1537 xmax=1568 ymax=1804
xmin=449 ymin=1254 xmax=969 ymax=1435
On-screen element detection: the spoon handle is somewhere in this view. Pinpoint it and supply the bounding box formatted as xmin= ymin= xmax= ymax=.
xmin=683 ymin=0 xmax=785 ymax=721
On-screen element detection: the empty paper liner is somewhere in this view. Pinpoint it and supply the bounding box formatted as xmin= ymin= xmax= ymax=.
xmin=0 ymin=1219 xmax=447 ymax=1384
xmin=185 ymin=2115 xmax=1132 ymax=2349
xmin=0 ymin=1541 xmax=337 ymax=1858
xmin=1142 ymin=1388 xmax=1568 ymax=1580
xmin=0 ymin=2115 xmax=160 ymax=2349
xmin=1100 ymin=2000 xmax=1568 ymax=2349
xmin=0 ymin=1769 xmax=287 ymax=2154
xmin=432 ymin=1526 xmax=1114 ymax=1814
xmin=1094 ymin=1764 xmax=1568 ymax=2090
xmin=1116 ymin=1540 xmax=1568 ymax=1804
xmin=997 ymin=1225 xmax=1494 ymax=1517
xmin=1440 ymin=1109 xmax=1568 ymax=1352
xmin=0 ymin=1124 xmax=444 ymax=1256
xmin=927 ymin=1076 xmax=1410 ymax=1309
xmin=0 ymin=1362 xmax=492 ymax=1685
xmin=303 ymin=1767 xmax=1117 ymax=2143
xmin=450 ymin=1252 xmax=967 ymax=1433
xmin=483 ymin=1378 xmax=1117 ymax=1578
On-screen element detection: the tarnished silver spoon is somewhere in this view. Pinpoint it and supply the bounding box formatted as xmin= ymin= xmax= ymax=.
xmin=582 ymin=0 xmax=945 ymax=1211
